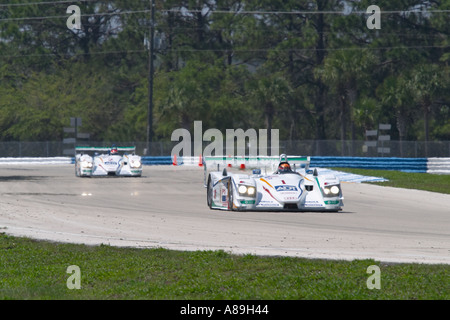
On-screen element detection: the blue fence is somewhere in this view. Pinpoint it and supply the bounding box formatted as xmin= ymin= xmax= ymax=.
xmin=141 ymin=156 xmax=173 ymax=165
xmin=141 ymin=156 xmax=430 ymax=173
xmin=310 ymin=157 xmax=428 ymax=173
xmin=141 ymin=156 xmax=447 ymax=173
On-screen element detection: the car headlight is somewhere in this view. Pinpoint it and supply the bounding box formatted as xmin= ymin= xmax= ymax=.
xmin=238 ymin=185 xmax=247 ymax=194
xmin=131 ymin=160 xmax=141 ymax=168
xmin=323 ymin=185 xmax=340 ymax=196
xmin=330 ymin=185 xmax=340 ymax=195
xmin=238 ymin=185 xmax=256 ymax=197
xmin=247 ymin=187 xmax=256 ymax=196
xmin=81 ymin=161 xmax=92 ymax=168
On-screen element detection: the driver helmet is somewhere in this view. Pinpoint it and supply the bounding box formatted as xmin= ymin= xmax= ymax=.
xmin=278 ymin=162 xmax=291 ymax=172
xmin=110 ymin=147 xmax=119 ymax=155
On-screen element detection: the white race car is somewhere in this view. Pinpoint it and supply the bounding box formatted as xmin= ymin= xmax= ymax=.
xmin=75 ymin=146 xmax=142 ymax=177
xmin=205 ymin=154 xmax=343 ymax=212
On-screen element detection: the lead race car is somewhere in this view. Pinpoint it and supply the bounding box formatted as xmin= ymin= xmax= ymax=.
xmin=204 ymin=154 xmax=343 ymax=211
xmin=75 ymin=146 xmax=142 ymax=177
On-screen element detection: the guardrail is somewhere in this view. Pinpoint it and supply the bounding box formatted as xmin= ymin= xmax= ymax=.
xmin=141 ymin=156 xmax=173 ymax=165
xmin=310 ymin=156 xmax=450 ymax=174
xmin=427 ymin=158 xmax=450 ymax=174
xmin=309 ymin=157 xmax=429 ymax=173
xmin=0 ymin=156 xmax=448 ymax=174
xmin=171 ymin=156 xmax=449 ymax=174
xmin=0 ymin=157 xmax=73 ymax=165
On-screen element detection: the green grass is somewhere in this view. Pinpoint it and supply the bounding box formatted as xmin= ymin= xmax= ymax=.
xmin=0 ymin=234 xmax=448 ymax=300
xmin=335 ymin=168 xmax=450 ymax=194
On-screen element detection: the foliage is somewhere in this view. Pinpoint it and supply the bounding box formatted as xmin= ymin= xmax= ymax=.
xmin=0 ymin=0 xmax=449 ymax=142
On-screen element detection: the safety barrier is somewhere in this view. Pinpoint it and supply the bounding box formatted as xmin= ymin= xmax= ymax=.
xmin=173 ymin=156 xmax=448 ymax=174
xmin=172 ymin=156 xmax=441 ymax=174
xmin=141 ymin=156 xmax=173 ymax=165
xmin=427 ymin=158 xmax=450 ymax=174
xmin=0 ymin=157 xmax=73 ymax=165
xmin=0 ymin=156 xmax=448 ymax=174
xmin=309 ymin=157 xmax=429 ymax=173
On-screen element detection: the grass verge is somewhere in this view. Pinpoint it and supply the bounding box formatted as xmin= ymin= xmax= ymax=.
xmin=335 ymin=168 xmax=450 ymax=194
xmin=0 ymin=234 xmax=448 ymax=300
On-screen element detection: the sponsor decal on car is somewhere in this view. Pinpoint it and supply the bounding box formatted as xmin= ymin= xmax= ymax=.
xmin=275 ymin=185 xmax=297 ymax=192
xmin=257 ymin=201 xmax=282 ymax=207
xmin=305 ymin=200 xmax=324 ymax=207
xmin=260 ymin=178 xmax=274 ymax=188
xmin=221 ymin=189 xmax=227 ymax=204
xmin=240 ymin=200 xmax=256 ymax=205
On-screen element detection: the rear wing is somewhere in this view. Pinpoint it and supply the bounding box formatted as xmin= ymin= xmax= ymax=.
xmin=203 ymin=154 xmax=310 ymax=176
xmin=75 ymin=146 xmax=136 ymax=154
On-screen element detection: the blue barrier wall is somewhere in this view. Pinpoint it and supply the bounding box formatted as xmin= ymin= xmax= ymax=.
xmin=141 ymin=156 xmax=429 ymax=173
xmin=310 ymin=157 xmax=428 ymax=173
xmin=141 ymin=156 xmax=173 ymax=165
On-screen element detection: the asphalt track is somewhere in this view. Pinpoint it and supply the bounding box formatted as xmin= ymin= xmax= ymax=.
xmin=0 ymin=164 xmax=449 ymax=264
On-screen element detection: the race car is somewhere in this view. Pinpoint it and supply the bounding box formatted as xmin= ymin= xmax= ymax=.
xmin=204 ymin=154 xmax=343 ymax=212
xmin=75 ymin=146 xmax=142 ymax=177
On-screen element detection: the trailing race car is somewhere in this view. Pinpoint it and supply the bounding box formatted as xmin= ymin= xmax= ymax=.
xmin=75 ymin=146 xmax=142 ymax=177
xmin=204 ymin=154 xmax=343 ymax=212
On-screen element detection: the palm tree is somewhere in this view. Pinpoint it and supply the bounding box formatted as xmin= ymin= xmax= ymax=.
xmin=315 ymin=49 xmax=377 ymax=155
xmin=247 ymin=71 xmax=291 ymax=154
xmin=377 ymin=75 xmax=414 ymax=157
xmin=408 ymin=64 xmax=446 ymax=142
xmin=353 ymin=97 xmax=381 ymax=134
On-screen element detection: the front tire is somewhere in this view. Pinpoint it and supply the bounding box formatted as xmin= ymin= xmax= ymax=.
xmin=228 ymin=182 xmax=235 ymax=211
xmin=75 ymin=162 xmax=80 ymax=177
xmin=207 ymin=176 xmax=213 ymax=209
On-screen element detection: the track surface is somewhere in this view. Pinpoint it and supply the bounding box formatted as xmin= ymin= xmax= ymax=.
xmin=0 ymin=165 xmax=449 ymax=264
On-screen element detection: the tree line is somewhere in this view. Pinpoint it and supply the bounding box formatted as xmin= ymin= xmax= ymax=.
xmin=0 ymin=0 xmax=449 ymax=147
